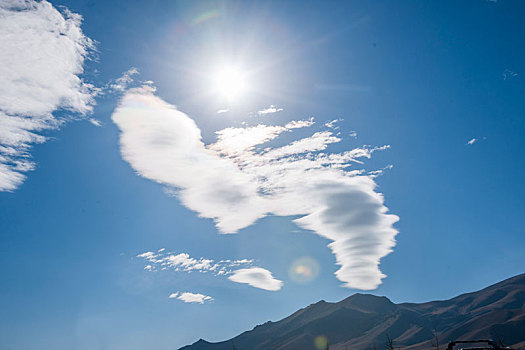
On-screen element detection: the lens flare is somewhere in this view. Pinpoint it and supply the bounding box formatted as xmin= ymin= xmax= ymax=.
xmin=314 ymin=335 xmax=328 ymax=349
xmin=288 ymin=256 xmax=320 ymax=284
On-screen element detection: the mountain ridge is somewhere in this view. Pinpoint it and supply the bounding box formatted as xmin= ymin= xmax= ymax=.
xmin=180 ymin=273 xmax=525 ymax=350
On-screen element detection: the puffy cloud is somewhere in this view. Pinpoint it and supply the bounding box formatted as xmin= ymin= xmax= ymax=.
xmin=228 ymin=267 xmax=283 ymax=291
xmin=169 ymin=292 xmax=213 ymax=304
xmin=113 ymin=87 xmax=399 ymax=290
xmin=0 ymin=0 xmax=96 ymax=191
xmin=113 ymin=86 xmax=267 ymax=233
xmin=258 ymin=105 xmax=283 ymax=115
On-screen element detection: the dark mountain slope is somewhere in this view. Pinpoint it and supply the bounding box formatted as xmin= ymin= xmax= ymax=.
xmin=180 ymin=274 xmax=525 ymax=350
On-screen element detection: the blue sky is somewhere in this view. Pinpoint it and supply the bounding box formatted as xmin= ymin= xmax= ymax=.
xmin=0 ymin=0 xmax=524 ymax=349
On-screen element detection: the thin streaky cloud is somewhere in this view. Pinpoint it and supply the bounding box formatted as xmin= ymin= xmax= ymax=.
xmin=284 ymin=118 xmax=315 ymax=129
xmin=137 ymin=250 xmax=254 ymax=275
xmin=325 ymin=119 xmax=343 ymax=129
xmin=107 ymin=67 xmax=140 ymax=92
xmin=368 ymin=164 xmax=394 ymax=178
xmin=502 ymin=69 xmax=518 ymax=80
xmin=89 ymin=118 xmax=102 ymax=127
xmin=258 ymin=105 xmax=283 ymax=115
xmin=263 ymin=131 xmax=341 ymax=159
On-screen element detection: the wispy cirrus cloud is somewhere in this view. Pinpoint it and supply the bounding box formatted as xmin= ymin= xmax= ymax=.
xmin=502 ymin=69 xmax=518 ymax=80
xmin=169 ymin=292 xmax=214 ymax=304
xmin=113 ymin=86 xmax=399 ymax=290
xmin=88 ymin=118 xmax=102 ymax=127
xmin=324 ymin=119 xmax=342 ymax=129
xmin=228 ymin=267 xmax=283 ymax=291
xmin=285 ymin=118 xmax=315 ymax=129
xmin=107 ymin=67 xmax=139 ymax=92
xmin=138 ymin=249 xmax=280 ymax=291
xmin=137 ymin=249 xmax=253 ymax=276
xmin=0 ymin=0 xmax=96 ymax=191
xmin=368 ymin=164 xmax=394 ymax=178
xmin=258 ymin=105 xmax=283 ymax=115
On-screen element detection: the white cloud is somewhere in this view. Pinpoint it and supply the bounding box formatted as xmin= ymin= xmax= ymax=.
xmin=284 ymin=118 xmax=315 ymax=129
xmin=368 ymin=164 xmax=394 ymax=178
xmin=264 ymin=131 xmax=341 ymax=159
xmin=502 ymin=69 xmax=518 ymax=80
xmin=0 ymin=0 xmax=96 ymax=191
xmin=108 ymin=67 xmax=139 ymax=92
xmin=467 ymin=138 xmax=477 ymax=145
xmin=136 ymin=250 xmax=253 ymax=275
xmin=325 ymin=119 xmax=342 ymax=129
xmin=217 ymin=109 xmax=229 ymax=114
xmin=169 ymin=292 xmax=213 ymax=304
xmin=208 ymin=119 xmax=316 ymax=159
xmin=113 ymin=87 xmax=399 ymax=290
xmin=228 ymin=267 xmax=283 ymax=291
xmin=113 ymin=86 xmax=266 ymax=233
xmin=88 ymin=118 xmax=102 ymax=127
xmin=258 ymin=105 xmax=283 ymax=115
xmin=209 ymin=124 xmax=287 ymax=157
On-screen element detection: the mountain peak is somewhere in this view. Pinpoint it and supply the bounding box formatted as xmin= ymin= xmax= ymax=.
xmin=179 ymin=273 xmax=525 ymax=350
xmin=339 ymin=293 xmax=395 ymax=313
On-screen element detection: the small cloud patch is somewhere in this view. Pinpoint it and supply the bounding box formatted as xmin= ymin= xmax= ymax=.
xmin=503 ymin=69 xmax=518 ymax=80
xmin=88 ymin=118 xmax=102 ymax=127
xmin=228 ymin=267 xmax=283 ymax=291
xmin=258 ymin=105 xmax=283 ymax=115
xmin=137 ymin=250 xmax=253 ymax=275
xmin=169 ymin=292 xmax=213 ymax=304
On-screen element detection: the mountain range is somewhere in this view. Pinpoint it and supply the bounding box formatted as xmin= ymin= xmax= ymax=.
xmin=180 ymin=273 xmax=525 ymax=350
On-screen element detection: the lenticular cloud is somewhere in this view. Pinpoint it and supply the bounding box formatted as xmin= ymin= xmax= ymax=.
xmin=0 ymin=0 xmax=96 ymax=191
xmin=228 ymin=267 xmax=283 ymax=291
xmin=112 ymin=86 xmax=399 ymax=290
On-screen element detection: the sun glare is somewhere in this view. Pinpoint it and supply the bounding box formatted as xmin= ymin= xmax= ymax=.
xmin=213 ymin=66 xmax=246 ymax=101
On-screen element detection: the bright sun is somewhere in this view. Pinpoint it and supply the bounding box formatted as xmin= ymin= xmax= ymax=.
xmin=213 ymin=66 xmax=246 ymax=101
